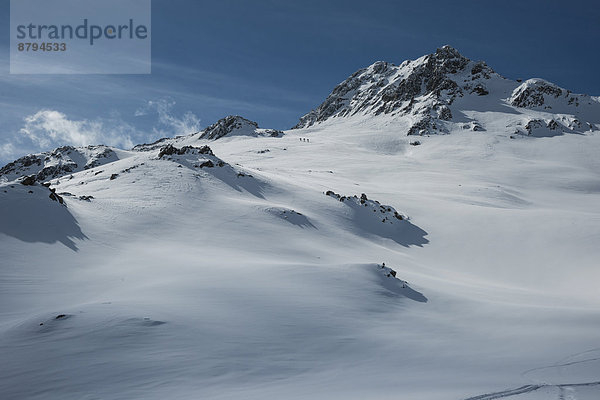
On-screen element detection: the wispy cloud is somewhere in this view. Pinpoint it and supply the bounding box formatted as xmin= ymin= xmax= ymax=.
xmin=20 ymin=110 xmax=137 ymax=149
xmin=0 ymin=99 xmax=204 ymax=164
xmin=0 ymin=142 xmax=17 ymax=162
xmin=1 ymin=110 xmax=140 ymax=164
xmin=134 ymin=99 xmax=201 ymax=137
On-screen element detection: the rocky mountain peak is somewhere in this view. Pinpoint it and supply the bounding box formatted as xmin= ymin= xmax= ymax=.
xmin=199 ymin=115 xmax=282 ymax=140
xmin=200 ymin=115 xmax=258 ymax=140
xmin=292 ymin=46 xmax=495 ymax=130
xmin=291 ymin=45 xmax=600 ymax=137
xmin=432 ymin=45 xmax=466 ymax=63
xmin=510 ymin=78 xmax=567 ymax=108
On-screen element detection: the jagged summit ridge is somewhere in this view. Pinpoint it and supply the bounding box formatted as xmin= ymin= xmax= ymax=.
xmin=292 ymin=45 xmax=599 ymax=136
xmin=0 ymin=145 xmax=121 ymax=183
xmin=293 ymin=45 xmax=496 ymax=130
xmin=200 ymin=115 xmax=282 ymax=140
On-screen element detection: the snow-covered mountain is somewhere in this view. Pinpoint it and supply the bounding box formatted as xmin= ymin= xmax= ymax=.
xmin=133 ymin=115 xmax=283 ymax=152
xmin=199 ymin=115 xmax=283 ymax=140
xmin=0 ymin=145 xmax=127 ymax=184
xmin=294 ymin=45 xmax=600 ymax=138
xmin=1 ymin=47 xmax=600 ymax=400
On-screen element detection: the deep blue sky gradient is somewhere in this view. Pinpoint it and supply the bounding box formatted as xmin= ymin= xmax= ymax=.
xmin=0 ymin=0 xmax=598 ymax=161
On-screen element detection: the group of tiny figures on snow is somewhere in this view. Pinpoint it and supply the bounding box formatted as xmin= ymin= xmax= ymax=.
xmin=299 ymin=138 xmax=310 ymax=142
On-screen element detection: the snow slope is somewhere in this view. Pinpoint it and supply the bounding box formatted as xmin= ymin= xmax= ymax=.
xmin=1 ymin=48 xmax=600 ymax=400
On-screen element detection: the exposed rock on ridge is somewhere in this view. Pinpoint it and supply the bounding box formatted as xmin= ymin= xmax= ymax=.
xmin=293 ymin=45 xmax=496 ymax=133
xmin=200 ymin=115 xmax=283 ymax=140
xmin=0 ymin=145 xmax=119 ymax=184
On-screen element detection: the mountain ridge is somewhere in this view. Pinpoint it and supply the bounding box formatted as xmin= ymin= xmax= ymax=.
xmin=292 ymin=45 xmax=600 ymax=136
xmin=2 ymin=46 xmax=599 ymax=183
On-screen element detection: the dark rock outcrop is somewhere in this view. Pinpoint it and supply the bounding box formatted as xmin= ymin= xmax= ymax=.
xmin=325 ymin=191 xmax=405 ymax=222
xmin=198 ymin=160 xmax=214 ymax=168
xmin=48 ymin=188 xmax=64 ymax=204
xmin=20 ymin=175 xmax=37 ymax=186
xmin=158 ymin=144 xmax=214 ymax=158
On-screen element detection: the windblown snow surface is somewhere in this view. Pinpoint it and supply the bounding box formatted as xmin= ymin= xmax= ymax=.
xmin=2 ymin=53 xmax=600 ymax=399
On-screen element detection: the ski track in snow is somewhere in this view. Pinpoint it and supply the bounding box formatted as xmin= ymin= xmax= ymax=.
xmin=466 ymin=349 xmax=600 ymax=400
xmin=522 ymin=357 xmax=600 ymax=376
xmin=464 ymin=381 xmax=600 ymax=400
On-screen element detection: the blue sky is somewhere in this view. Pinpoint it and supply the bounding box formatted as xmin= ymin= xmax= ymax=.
xmin=1 ymin=0 xmax=598 ymax=163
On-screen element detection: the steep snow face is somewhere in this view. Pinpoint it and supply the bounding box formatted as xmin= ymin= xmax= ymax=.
xmin=0 ymin=145 xmax=129 ymax=183
xmin=0 ymin=182 xmax=83 ymax=249
xmin=294 ymin=46 xmax=600 ymax=138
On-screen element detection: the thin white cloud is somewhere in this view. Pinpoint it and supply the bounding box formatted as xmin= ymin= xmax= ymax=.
xmin=19 ymin=110 xmax=136 ymax=150
xmin=0 ymin=101 xmax=203 ymax=164
xmin=0 ymin=142 xmax=17 ymax=161
xmin=135 ymin=99 xmax=201 ymax=136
